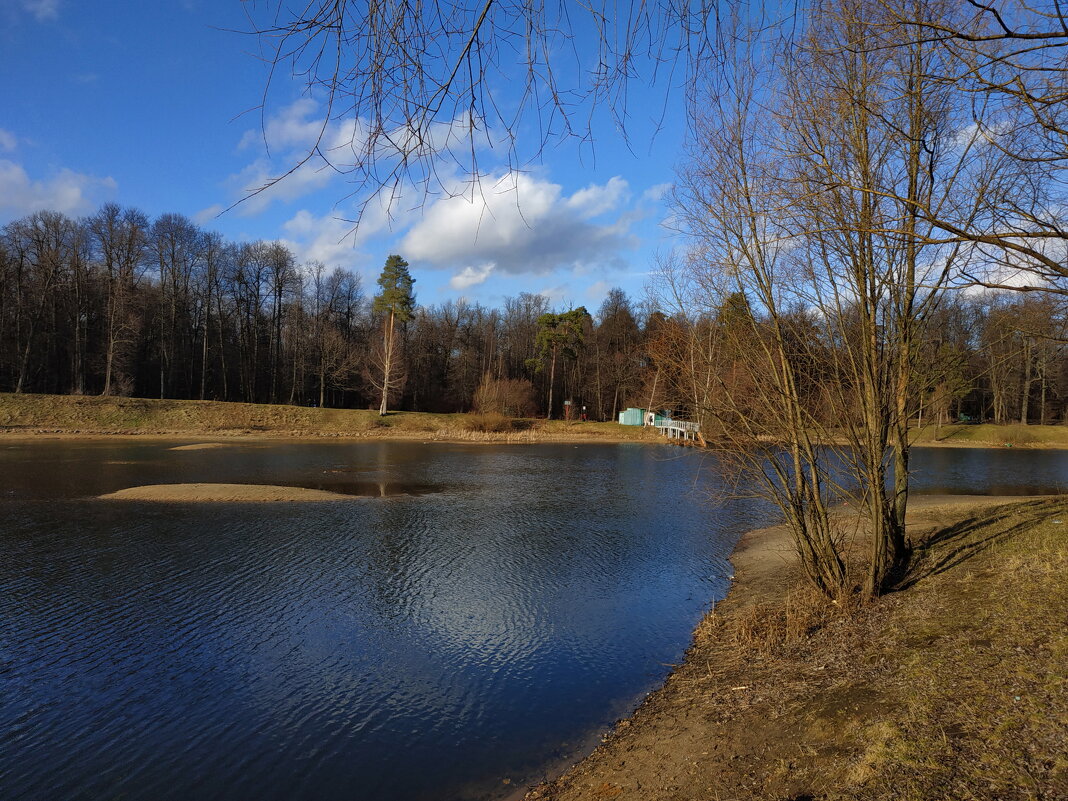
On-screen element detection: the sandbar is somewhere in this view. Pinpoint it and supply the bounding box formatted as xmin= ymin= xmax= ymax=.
xmin=99 ymin=483 xmax=356 ymax=502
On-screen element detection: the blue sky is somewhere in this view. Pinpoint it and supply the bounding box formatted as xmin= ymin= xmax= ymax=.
xmin=0 ymin=0 xmax=686 ymax=310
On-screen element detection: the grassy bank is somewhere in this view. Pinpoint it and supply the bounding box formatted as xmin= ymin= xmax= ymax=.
xmin=0 ymin=393 xmax=661 ymax=443
xmin=912 ymin=422 xmax=1068 ymax=448
xmin=529 ymin=496 xmax=1068 ymax=800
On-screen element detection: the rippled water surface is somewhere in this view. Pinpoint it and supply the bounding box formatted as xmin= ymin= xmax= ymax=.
xmin=1 ymin=440 xmax=1064 ymax=801
xmin=0 ymin=441 xmax=759 ymax=801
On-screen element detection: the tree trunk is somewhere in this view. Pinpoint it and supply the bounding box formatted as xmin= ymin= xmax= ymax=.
xmin=380 ymin=310 xmax=395 ymax=415
xmin=319 ymin=356 xmax=327 ymax=407
xmin=1020 ymin=338 xmax=1032 ymax=424
xmin=545 ymin=345 xmax=557 ymax=419
xmin=102 ymin=281 xmax=117 ymax=396
xmin=200 ymin=304 xmax=209 ymax=400
xmin=1040 ymin=363 xmax=1047 ymax=425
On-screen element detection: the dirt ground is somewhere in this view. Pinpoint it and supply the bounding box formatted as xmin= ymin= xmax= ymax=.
xmin=526 ymin=495 xmax=1068 ymax=801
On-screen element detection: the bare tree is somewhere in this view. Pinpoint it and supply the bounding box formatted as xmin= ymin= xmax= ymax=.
xmin=265 ymin=242 xmax=297 ymax=402
xmin=670 ymin=0 xmax=980 ymax=596
xmin=667 ymin=25 xmax=850 ymax=596
xmin=308 ymin=261 xmax=365 ymax=406
xmin=242 ymin=0 xmax=717 ymax=217
xmin=89 ymin=204 xmax=149 ymax=397
xmin=5 ymin=212 xmax=76 ymax=394
xmin=872 ymin=0 xmax=1068 ymax=294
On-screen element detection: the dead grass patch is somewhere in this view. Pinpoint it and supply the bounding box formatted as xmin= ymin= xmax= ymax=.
xmin=726 ymin=585 xmax=858 ymax=655
xmin=459 ymin=412 xmax=519 ymax=433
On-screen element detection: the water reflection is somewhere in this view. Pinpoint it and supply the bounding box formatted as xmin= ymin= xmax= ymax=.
xmin=0 ymin=441 xmax=1064 ymax=801
xmin=911 ymin=446 xmax=1068 ymax=496
xmin=287 ymin=480 xmax=443 ymax=497
xmin=0 ymin=442 xmax=743 ymax=801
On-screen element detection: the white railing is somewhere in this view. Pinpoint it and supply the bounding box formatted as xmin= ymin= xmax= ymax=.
xmin=654 ymin=418 xmax=699 ymax=432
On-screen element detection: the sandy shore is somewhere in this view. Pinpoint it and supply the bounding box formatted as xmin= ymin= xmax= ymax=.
xmin=99 ymin=483 xmax=359 ymax=502
xmin=526 ymin=492 xmax=1061 ymax=800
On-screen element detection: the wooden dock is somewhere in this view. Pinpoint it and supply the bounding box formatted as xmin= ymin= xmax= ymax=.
xmin=653 ymin=418 xmax=701 ymax=443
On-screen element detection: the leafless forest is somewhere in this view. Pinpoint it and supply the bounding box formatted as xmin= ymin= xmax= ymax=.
xmin=0 ymin=203 xmax=1063 ymax=426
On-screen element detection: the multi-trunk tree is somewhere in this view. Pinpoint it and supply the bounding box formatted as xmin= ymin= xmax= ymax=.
xmin=668 ymin=0 xmax=991 ymax=598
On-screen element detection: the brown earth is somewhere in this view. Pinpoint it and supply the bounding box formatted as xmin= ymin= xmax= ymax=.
xmin=525 ymin=495 xmax=1068 ymax=801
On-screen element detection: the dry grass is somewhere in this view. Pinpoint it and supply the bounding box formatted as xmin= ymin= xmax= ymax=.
xmin=0 ymin=393 xmax=659 ymax=443
xmin=742 ymin=502 xmax=1068 ymax=800
xmin=723 ymin=585 xmax=858 ymax=655
xmin=458 ymin=412 xmax=522 ymax=433
xmin=912 ymin=422 xmax=1068 ymax=448
xmin=844 ymin=511 xmax=1068 ymax=800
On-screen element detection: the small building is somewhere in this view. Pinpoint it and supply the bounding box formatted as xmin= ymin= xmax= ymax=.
xmin=618 ymin=407 xmax=671 ymax=427
xmin=644 ymin=410 xmax=670 ymax=427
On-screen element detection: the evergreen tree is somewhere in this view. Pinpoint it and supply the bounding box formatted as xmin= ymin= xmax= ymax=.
xmin=529 ymin=307 xmax=588 ymax=419
xmin=372 ymin=254 xmax=415 ymax=415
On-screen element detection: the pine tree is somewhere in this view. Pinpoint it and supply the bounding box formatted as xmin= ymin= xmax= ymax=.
xmin=529 ymin=307 xmax=588 ymax=419
xmin=372 ymin=255 xmax=415 ymax=415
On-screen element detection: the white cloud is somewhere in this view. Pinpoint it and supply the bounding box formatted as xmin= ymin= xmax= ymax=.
xmin=0 ymin=160 xmax=116 ymax=219
xmin=953 ymin=119 xmax=1012 ymax=149
xmin=400 ymin=171 xmax=636 ymax=276
xmin=584 ymin=280 xmax=612 ymax=301
xmin=229 ymin=155 xmax=338 ymax=217
xmin=449 ymin=263 xmax=495 ymax=290
xmin=959 ymin=244 xmax=1068 ymax=295
xmin=0 ymin=129 xmax=16 ymax=152
xmin=193 ymin=204 xmax=225 ymax=225
xmin=537 ymin=285 xmax=569 ymax=304
xmin=229 ymin=99 xmax=368 ymax=216
xmin=278 ymin=194 xmax=397 ymax=269
xmin=21 ymin=0 xmax=58 ymax=21
xmin=280 ymin=211 xmax=362 ymax=267
xmin=237 ymin=98 xmax=323 ymax=153
xmin=228 ymin=99 xmax=484 ymax=217
xmin=642 ymin=182 xmax=672 ymax=202
xmin=564 ymin=176 xmax=630 ymax=218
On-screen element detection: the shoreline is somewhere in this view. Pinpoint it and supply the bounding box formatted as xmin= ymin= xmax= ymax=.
xmin=4 ymin=394 xmax=1068 ymax=448
xmin=4 ymin=427 xmax=1063 ymax=452
xmin=0 ymin=429 xmax=660 ymax=445
xmin=525 ymin=492 xmax=1066 ymax=800
xmin=0 ymin=393 xmax=662 ymax=445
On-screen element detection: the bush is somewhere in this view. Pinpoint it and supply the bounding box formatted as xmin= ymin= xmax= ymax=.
xmin=472 ymin=373 xmax=537 ymax=417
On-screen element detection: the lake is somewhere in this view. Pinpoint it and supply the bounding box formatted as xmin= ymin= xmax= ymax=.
xmin=0 ymin=441 xmax=1064 ymax=800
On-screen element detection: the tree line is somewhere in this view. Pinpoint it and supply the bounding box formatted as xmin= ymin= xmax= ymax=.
xmin=646 ymin=291 xmax=1068 ymax=430
xmin=0 ymin=205 xmax=647 ymax=418
xmin=1 ymin=202 xmax=1062 ymax=428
